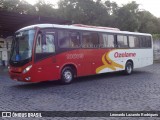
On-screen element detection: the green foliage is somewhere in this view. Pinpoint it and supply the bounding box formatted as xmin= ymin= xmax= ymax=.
xmin=57 ymin=0 xmax=110 ymax=25
xmin=114 ymin=1 xmax=139 ymax=32
xmin=0 ymin=0 xmax=160 ymax=34
xmin=138 ymin=11 xmax=160 ymax=34
xmin=34 ymin=0 xmax=58 ymax=17
xmin=153 ymin=34 xmax=160 ymax=40
xmin=0 ymin=0 xmax=36 ymax=14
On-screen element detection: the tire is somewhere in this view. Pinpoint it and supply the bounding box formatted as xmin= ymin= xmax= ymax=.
xmin=124 ymin=61 xmax=133 ymax=75
xmin=60 ymin=67 xmax=74 ymax=84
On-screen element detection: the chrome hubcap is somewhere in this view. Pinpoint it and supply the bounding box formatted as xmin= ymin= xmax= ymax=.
xmin=63 ymin=70 xmax=72 ymax=82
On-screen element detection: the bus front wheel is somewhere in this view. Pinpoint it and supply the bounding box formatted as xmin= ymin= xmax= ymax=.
xmin=60 ymin=67 xmax=74 ymax=84
xmin=124 ymin=61 xmax=133 ymax=75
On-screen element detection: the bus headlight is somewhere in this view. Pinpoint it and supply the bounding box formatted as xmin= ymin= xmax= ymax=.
xmin=8 ymin=66 xmax=10 ymax=69
xmin=23 ymin=65 xmax=32 ymax=74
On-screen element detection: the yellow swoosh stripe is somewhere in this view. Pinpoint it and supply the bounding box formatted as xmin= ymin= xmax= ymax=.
xmin=96 ymin=51 xmax=124 ymax=73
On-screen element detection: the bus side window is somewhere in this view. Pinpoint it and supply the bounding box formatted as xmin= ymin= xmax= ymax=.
xmin=99 ymin=33 xmax=115 ymax=48
xmin=146 ymin=36 xmax=152 ymax=48
xmin=129 ymin=36 xmax=140 ymax=48
xmin=45 ymin=34 xmax=55 ymax=53
xmin=91 ymin=33 xmax=99 ymax=48
xmin=82 ymin=32 xmax=91 ymax=48
xmin=58 ymin=30 xmax=80 ymax=48
xmin=70 ymin=32 xmax=80 ymax=48
xmin=139 ymin=36 xmax=152 ymax=48
xmin=82 ymin=32 xmax=99 ymax=48
xmin=117 ymin=35 xmax=128 ymax=48
xmin=36 ymin=33 xmax=42 ymax=53
xmin=36 ymin=33 xmax=55 ymax=53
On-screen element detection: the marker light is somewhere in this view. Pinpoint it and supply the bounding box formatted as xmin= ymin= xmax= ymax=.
xmin=23 ymin=65 xmax=32 ymax=74
xmin=25 ymin=77 xmax=31 ymax=81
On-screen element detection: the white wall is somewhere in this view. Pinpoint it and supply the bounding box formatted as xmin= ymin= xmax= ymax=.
xmin=0 ymin=37 xmax=12 ymax=66
xmin=153 ymin=40 xmax=160 ymax=61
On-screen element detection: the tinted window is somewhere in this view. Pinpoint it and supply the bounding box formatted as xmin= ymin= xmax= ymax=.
xmin=129 ymin=36 xmax=140 ymax=48
xmin=58 ymin=30 xmax=80 ymax=48
xmin=45 ymin=34 xmax=55 ymax=52
xmin=36 ymin=33 xmax=55 ymax=53
xmin=117 ymin=35 xmax=128 ymax=48
xmin=145 ymin=36 xmax=152 ymax=48
xmin=139 ymin=36 xmax=146 ymax=48
xmin=139 ymin=36 xmax=152 ymax=48
xmin=36 ymin=33 xmax=42 ymax=53
xmin=100 ymin=34 xmax=115 ymax=48
xmin=143 ymin=36 xmax=152 ymax=48
xmin=82 ymin=32 xmax=99 ymax=48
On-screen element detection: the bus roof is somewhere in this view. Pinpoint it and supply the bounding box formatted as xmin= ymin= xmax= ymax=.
xmin=17 ymin=24 xmax=152 ymax=36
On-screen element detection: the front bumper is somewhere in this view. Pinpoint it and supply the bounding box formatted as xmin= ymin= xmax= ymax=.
xmin=9 ymin=72 xmax=32 ymax=82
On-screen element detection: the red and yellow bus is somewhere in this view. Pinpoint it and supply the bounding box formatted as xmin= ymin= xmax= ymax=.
xmin=9 ymin=24 xmax=153 ymax=84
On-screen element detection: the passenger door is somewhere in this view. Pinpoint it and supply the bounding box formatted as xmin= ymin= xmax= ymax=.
xmin=33 ymin=29 xmax=58 ymax=81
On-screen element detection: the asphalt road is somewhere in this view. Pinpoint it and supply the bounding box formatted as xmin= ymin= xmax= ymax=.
xmin=0 ymin=63 xmax=160 ymax=120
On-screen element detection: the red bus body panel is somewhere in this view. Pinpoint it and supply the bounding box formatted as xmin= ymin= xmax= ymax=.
xmin=9 ymin=49 xmax=111 ymax=82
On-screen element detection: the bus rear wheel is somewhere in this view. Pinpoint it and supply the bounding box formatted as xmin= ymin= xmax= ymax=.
xmin=60 ymin=67 xmax=74 ymax=84
xmin=124 ymin=61 xmax=133 ymax=75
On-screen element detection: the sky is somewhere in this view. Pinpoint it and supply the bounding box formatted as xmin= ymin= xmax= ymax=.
xmin=26 ymin=0 xmax=160 ymax=18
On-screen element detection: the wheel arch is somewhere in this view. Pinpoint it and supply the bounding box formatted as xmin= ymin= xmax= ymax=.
xmin=126 ymin=59 xmax=134 ymax=68
xmin=60 ymin=63 xmax=78 ymax=78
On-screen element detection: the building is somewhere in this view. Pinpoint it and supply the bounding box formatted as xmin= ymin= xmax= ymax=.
xmin=0 ymin=11 xmax=71 ymax=66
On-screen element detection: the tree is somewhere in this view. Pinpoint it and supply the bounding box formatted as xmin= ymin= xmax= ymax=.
xmin=104 ymin=0 xmax=118 ymax=15
xmin=104 ymin=0 xmax=118 ymax=27
xmin=0 ymin=0 xmax=160 ymax=34
xmin=114 ymin=1 xmax=140 ymax=31
xmin=0 ymin=0 xmax=36 ymax=14
xmin=138 ymin=11 xmax=160 ymax=34
xmin=34 ymin=0 xmax=57 ymax=17
xmin=57 ymin=0 xmax=110 ymax=25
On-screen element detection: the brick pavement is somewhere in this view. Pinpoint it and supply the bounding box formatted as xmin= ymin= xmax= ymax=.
xmin=0 ymin=63 xmax=160 ymax=120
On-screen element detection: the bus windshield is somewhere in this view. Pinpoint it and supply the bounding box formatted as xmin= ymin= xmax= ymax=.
xmin=10 ymin=30 xmax=35 ymax=62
